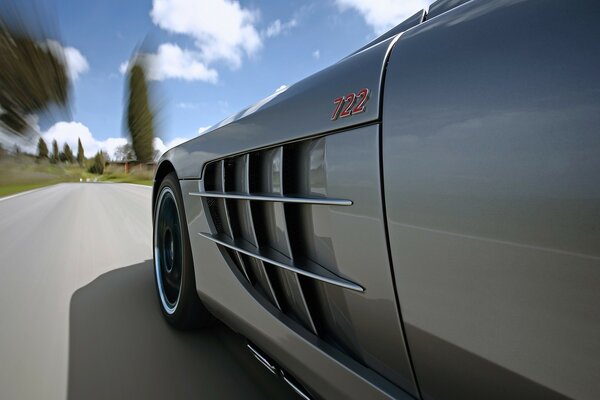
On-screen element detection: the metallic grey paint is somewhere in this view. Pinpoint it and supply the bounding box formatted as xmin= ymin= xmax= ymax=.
xmin=183 ymin=126 xmax=420 ymax=397
xmin=427 ymin=0 xmax=472 ymax=19
xmin=158 ymin=35 xmax=396 ymax=180
xmin=383 ymin=0 xmax=600 ymax=399
xmin=179 ymin=178 xmax=412 ymax=399
xmin=348 ymin=9 xmax=426 ymax=58
xmin=154 ymin=0 xmax=600 ymax=398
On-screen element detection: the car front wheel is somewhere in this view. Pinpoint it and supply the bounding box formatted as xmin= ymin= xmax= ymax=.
xmin=153 ymin=172 xmax=213 ymax=329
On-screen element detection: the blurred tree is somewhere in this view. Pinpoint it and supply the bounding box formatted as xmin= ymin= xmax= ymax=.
xmin=88 ymin=151 xmax=105 ymax=174
xmin=37 ymin=137 xmax=48 ymax=158
xmin=100 ymin=150 xmax=110 ymax=163
xmin=0 ymin=25 xmax=69 ymax=136
xmin=76 ymin=137 xmax=84 ymax=165
xmin=63 ymin=142 xmax=73 ymax=163
xmin=126 ymin=61 xmax=155 ymax=163
xmin=114 ymin=143 xmax=135 ymax=162
xmin=51 ymin=139 xmax=59 ymax=163
xmin=0 ymin=143 xmax=5 ymax=158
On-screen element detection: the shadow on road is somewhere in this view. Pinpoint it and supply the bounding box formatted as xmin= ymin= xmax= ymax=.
xmin=67 ymin=260 xmax=296 ymax=399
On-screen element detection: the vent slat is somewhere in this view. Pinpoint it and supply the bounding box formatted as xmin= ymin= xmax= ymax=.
xmin=198 ymin=232 xmax=363 ymax=292
xmin=219 ymin=160 xmax=235 ymax=238
xmin=211 ymin=160 xmax=233 ymax=238
xmin=279 ymin=148 xmax=318 ymax=334
xmin=189 ymin=191 xmax=352 ymax=206
xmin=222 ymin=159 xmax=252 ymax=282
xmin=258 ymin=147 xmax=318 ymax=334
xmin=201 ymin=141 xmax=362 ymax=338
xmin=239 ymin=154 xmax=282 ymax=309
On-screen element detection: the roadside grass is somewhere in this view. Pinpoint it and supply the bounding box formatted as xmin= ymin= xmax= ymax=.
xmin=0 ymin=155 xmax=92 ymax=197
xmin=99 ymin=175 xmax=153 ymax=186
xmin=97 ymin=164 xmax=154 ymax=186
xmin=0 ymin=181 xmax=62 ymax=197
xmin=0 ymin=155 xmax=154 ymax=197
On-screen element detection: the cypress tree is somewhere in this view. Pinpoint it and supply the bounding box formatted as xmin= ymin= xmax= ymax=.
xmin=77 ymin=137 xmax=84 ymax=165
xmin=126 ymin=61 xmax=155 ymax=163
xmin=51 ymin=139 xmax=59 ymax=163
xmin=63 ymin=142 xmax=73 ymax=163
xmin=37 ymin=137 xmax=48 ymax=158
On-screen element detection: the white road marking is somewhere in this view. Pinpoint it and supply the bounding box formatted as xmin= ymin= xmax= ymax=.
xmin=0 ymin=185 xmax=55 ymax=202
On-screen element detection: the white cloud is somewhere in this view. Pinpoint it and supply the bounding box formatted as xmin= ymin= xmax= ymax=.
xmin=119 ymin=44 xmax=218 ymax=83
xmin=150 ymin=0 xmax=262 ymax=69
xmin=312 ymin=49 xmax=320 ymax=59
xmin=176 ymin=102 xmax=200 ymax=109
xmin=334 ymin=0 xmax=433 ymax=34
xmin=126 ymin=0 xmax=300 ymax=81
xmin=42 ymin=121 xmax=126 ymax=160
xmin=154 ymin=136 xmax=193 ymax=156
xmin=40 ymin=121 xmax=200 ymax=160
xmin=46 ymin=40 xmax=90 ymax=81
xmin=198 ymin=126 xmax=210 ymax=134
xmin=63 ymin=47 xmax=90 ymax=81
xmin=274 ymin=85 xmax=288 ymax=93
xmin=144 ymin=44 xmax=218 ymax=82
xmin=264 ymin=18 xmax=298 ymax=38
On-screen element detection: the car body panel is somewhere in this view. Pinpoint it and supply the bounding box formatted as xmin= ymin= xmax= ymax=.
xmin=158 ymin=35 xmax=397 ymax=180
xmin=178 ymin=127 xmax=418 ymax=399
xmin=382 ymin=0 xmax=600 ymax=399
xmin=349 ymin=9 xmax=426 ymax=58
xmin=159 ymin=33 xmax=424 ymax=398
xmin=154 ymin=0 xmax=600 ymax=398
xmin=427 ymin=0 xmax=472 ymax=19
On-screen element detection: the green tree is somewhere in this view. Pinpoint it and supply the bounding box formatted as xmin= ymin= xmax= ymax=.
xmin=114 ymin=143 xmax=135 ymax=162
xmin=126 ymin=61 xmax=155 ymax=163
xmin=76 ymin=137 xmax=84 ymax=166
xmin=63 ymin=142 xmax=73 ymax=163
xmin=37 ymin=137 xmax=48 ymax=159
xmin=88 ymin=151 xmax=105 ymax=174
xmin=51 ymin=139 xmax=59 ymax=163
xmin=0 ymin=25 xmax=69 ymax=136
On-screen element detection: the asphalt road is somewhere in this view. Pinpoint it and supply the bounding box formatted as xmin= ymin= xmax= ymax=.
xmin=0 ymin=183 xmax=296 ymax=400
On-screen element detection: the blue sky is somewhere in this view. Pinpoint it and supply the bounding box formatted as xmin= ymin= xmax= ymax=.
xmin=30 ymin=0 xmax=434 ymax=158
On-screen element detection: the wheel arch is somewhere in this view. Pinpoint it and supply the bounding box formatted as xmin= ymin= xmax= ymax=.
xmin=152 ymin=159 xmax=177 ymax=216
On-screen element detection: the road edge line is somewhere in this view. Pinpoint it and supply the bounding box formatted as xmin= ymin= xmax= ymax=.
xmin=0 ymin=184 xmax=58 ymax=202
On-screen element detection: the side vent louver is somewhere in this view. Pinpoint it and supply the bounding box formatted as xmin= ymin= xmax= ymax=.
xmin=191 ymin=140 xmax=363 ymax=334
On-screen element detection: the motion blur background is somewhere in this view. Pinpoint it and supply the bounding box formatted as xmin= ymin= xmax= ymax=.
xmin=0 ymin=0 xmax=435 ymax=196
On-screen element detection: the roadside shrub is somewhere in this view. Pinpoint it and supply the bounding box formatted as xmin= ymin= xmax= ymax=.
xmin=88 ymin=152 xmax=105 ymax=174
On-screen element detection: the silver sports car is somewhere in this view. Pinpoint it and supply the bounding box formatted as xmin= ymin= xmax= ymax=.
xmin=152 ymin=0 xmax=600 ymax=399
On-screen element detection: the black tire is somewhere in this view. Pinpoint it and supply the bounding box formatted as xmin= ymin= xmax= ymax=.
xmin=153 ymin=172 xmax=214 ymax=329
